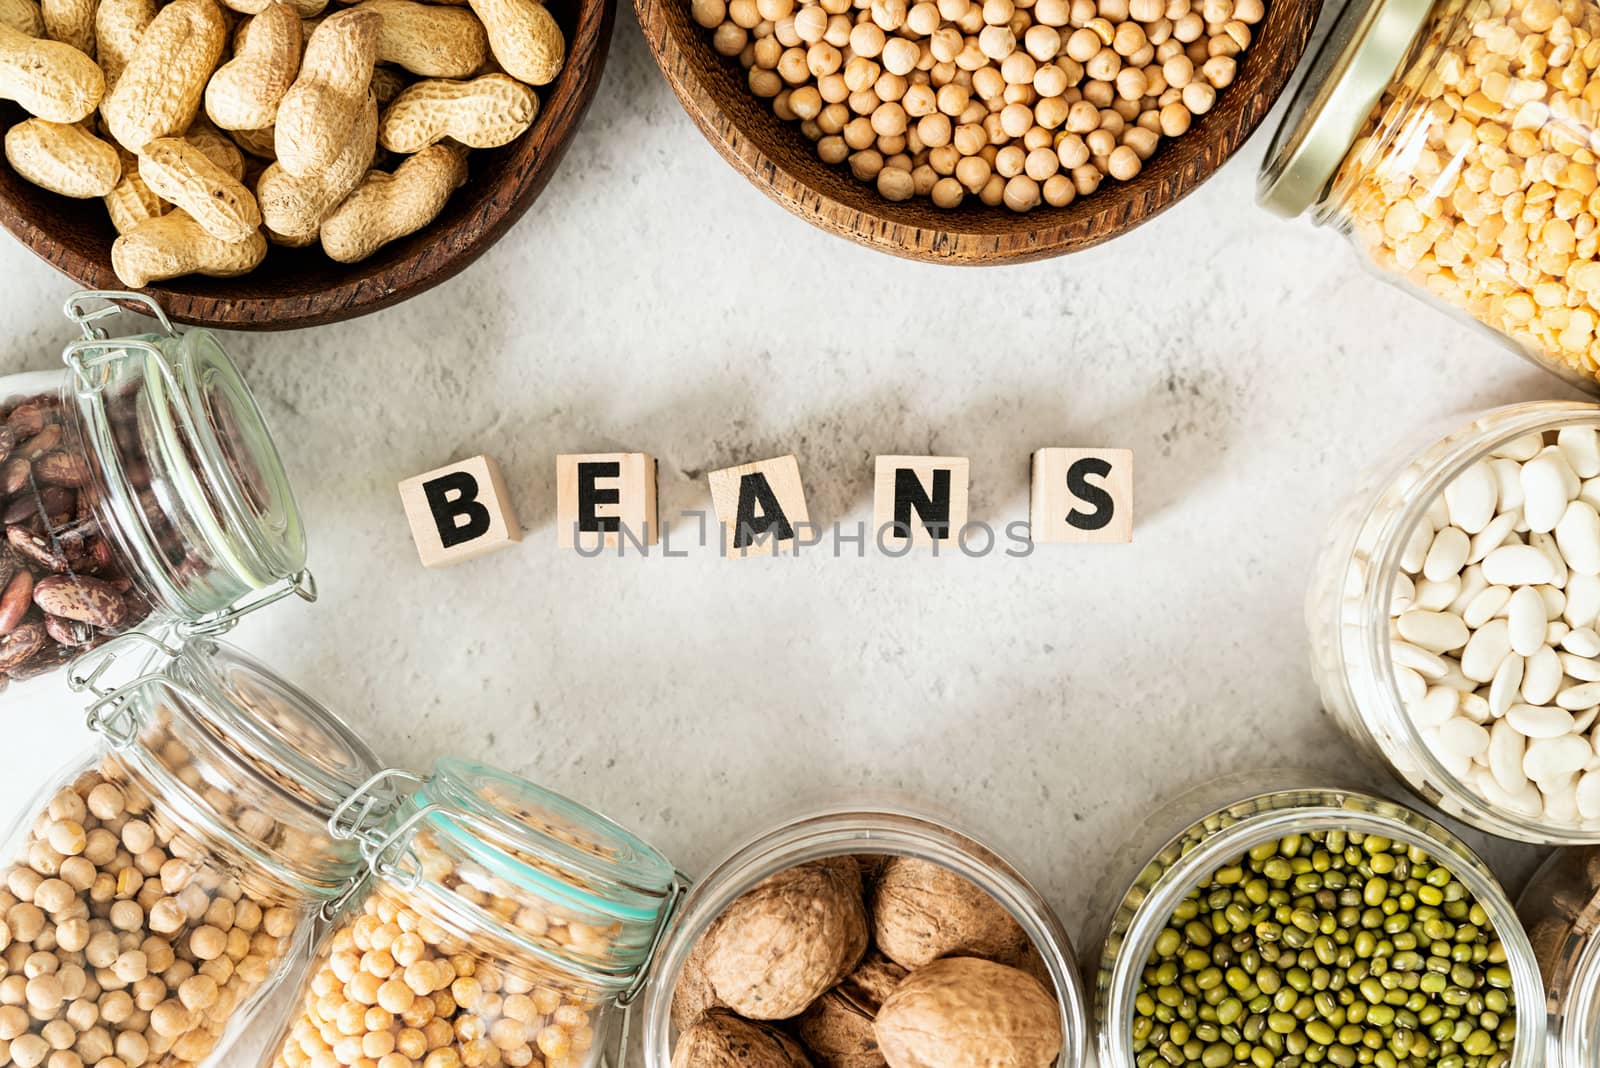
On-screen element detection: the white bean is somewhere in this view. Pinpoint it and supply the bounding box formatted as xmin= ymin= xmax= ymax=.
xmin=1565 ymin=627 xmax=1600 ymax=658
xmin=1397 ymin=610 xmax=1471 ymax=654
xmin=1489 ymin=719 xmax=1528 ymax=793
xmin=1507 ymin=586 xmax=1546 ymax=656
xmin=1391 ymin=642 xmax=1448 ymax=680
xmin=1560 ymin=427 xmax=1600 ymax=478
xmin=1481 ymin=544 xmax=1555 ymax=586
xmin=1460 ymin=619 xmax=1512 ymax=681
xmin=1467 ymin=512 xmax=1517 ymax=564
xmin=1444 ymin=462 xmax=1497 ymax=534
xmin=1490 ymin=458 xmax=1526 ymax=510
xmin=1493 ymin=433 xmax=1544 ymax=462
xmin=1411 ymin=685 xmax=1459 ymax=728
xmin=1577 ymin=768 xmax=1600 ymax=819
xmin=1463 ymin=585 xmax=1511 ymax=628
xmin=1525 ymin=734 xmax=1592 ymax=779
xmin=1507 ymin=703 xmax=1575 ymax=738
xmin=1414 ymin=577 xmax=1461 ymax=612
xmin=1523 ymin=451 xmax=1575 ymax=532
xmin=1566 ymin=572 xmax=1600 ymax=628
xmin=1488 ymin=655 xmax=1523 ymax=719
xmin=1526 ymin=645 xmax=1567 ymax=702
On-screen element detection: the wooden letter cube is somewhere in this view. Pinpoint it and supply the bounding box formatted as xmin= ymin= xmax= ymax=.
xmin=556 ymin=453 xmax=659 ymax=551
xmin=708 ymin=455 xmax=810 ymax=558
xmin=398 ymin=454 xmax=522 ymax=567
xmin=1030 ymin=448 xmax=1133 ymax=544
xmin=873 ymin=456 xmax=970 ymax=549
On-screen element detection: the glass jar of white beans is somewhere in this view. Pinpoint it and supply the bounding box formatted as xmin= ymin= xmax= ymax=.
xmin=1305 ymin=400 xmax=1600 ymax=844
xmin=0 ymin=635 xmax=385 ymax=1068
xmin=263 ymin=760 xmax=683 ymax=1068
xmin=1260 ymin=0 xmax=1600 ymax=392
xmin=636 ymin=802 xmax=1091 ymax=1068
xmin=1513 ymin=846 xmax=1600 ymax=1067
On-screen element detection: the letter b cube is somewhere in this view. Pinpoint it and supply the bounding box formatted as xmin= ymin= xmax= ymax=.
xmin=399 ymin=455 xmax=523 ymax=567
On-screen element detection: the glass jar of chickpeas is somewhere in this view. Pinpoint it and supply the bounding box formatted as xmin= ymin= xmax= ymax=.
xmin=263 ymin=760 xmax=683 ymax=1068
xmin=1515 ymin=845 xmax=1600 ymax=1067
xmin=0 ymin=634 xmax=386 ymax=1068
xmin=1261 ymin=0 xmax=1600 ymax=392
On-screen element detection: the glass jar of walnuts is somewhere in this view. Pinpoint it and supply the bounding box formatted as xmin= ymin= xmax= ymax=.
xmin=0 ymin=635 xmax=386 ymax=1068
xmin=262 ymin=760 xmax=684 ymax=1068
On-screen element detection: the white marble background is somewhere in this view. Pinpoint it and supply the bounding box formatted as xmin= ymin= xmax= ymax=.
xmin=0 ymin=4 xmax=1588 ymax=1061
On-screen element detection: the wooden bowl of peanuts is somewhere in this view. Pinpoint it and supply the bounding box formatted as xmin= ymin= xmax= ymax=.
xmin=0 ymin=0 xmax=614 ymax=329
xmin=636 ymin=0 xmax=1319 ymax=261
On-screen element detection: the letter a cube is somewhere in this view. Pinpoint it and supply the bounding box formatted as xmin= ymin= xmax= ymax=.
xmin=399 ymin=455 xmax=523 ymax=567
xmin=708 ymin=455 xmax=810 ymax=559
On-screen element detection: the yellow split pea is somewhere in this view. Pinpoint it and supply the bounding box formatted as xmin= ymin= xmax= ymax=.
xmin=1334 ymin=0 xmax=1600 ymax=382
xmin=693 ymin=0 xmax=1263 ymax=210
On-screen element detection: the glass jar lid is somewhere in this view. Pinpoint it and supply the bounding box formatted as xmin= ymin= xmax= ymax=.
xmin=1258 ymin=0 xmax=1432 ymax=218
xmin=62 ymin=292 xmax=310 ymax=628
xmin=78 ymin=634 xmax=385 ymax=895
xmin=337 ymin=760 xmax=680 ymax=990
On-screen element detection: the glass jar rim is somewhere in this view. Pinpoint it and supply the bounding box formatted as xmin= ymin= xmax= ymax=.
xmin=639 ymin=803 xmax=1091 ymax=1068
xmin=1258 ymin=0 xmax=1432 ymax=218
xmin=1096 ymin=784 xmax=1544 ymax=1068
xmin=1350 ymin=401 xmax=1600 ymax=844
xmin=67 ymin=321 xmax=308 ymax=623
xmin=1561 ymin=925 xmax=1600 ymax=1068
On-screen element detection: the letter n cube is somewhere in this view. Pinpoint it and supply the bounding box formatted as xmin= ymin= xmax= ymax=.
xmin=398 ymin=455 xmax=522 ymax=567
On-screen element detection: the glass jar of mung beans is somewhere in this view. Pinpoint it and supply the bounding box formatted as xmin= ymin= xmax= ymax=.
xmin=1260 ymin=0 xmax=1600 ymax=392
xmin=1092 ymin=772 xmax=1543 ymax=1068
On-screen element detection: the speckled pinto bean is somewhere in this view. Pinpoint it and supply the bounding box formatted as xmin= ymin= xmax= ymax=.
xmin=0 ymin=392 xmax=152 ymax=684
xmin=0 ymin=754 xmax=304 ymax=1068
xmin=1333 ymin=0 xmax=1600 ymax=384
xmin=269 ymin=831 xmax=612 ymax=1068
xmin=695 ymin=0 xmax=1263 ymax=210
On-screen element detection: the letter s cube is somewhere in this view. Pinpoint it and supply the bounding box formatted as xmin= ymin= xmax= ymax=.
xmin=398 ymin=455 xmax=523 ymax=567
xmin=1030 ymin=448 xmax=1133 ymax=544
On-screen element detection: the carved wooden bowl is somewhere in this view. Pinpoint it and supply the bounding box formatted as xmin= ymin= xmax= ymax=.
xmin=0 ymin=0 xmax=615 ymax=330
xmin=634 ymin=0 xmax=1321 ymax=263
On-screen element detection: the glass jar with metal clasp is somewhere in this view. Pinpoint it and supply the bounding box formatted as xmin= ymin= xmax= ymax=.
xmin=0 ymin=289 xmax=315 ymax=687
xmin=260 ymin=761 xmax=687 ymax=1068
xmin=0 ymin=632 xmax=387 ymax=1068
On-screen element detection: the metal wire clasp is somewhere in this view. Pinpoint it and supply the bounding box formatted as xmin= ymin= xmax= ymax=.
xmin=61 ymin=291 xmax=179 ymax=398
xmin=68 ymin=629 xmax=184 ymax=699
xmin=181 ymin=569 xmax=319 ymax=637
xmin=327 ymin=768 xmax=427 ymax=872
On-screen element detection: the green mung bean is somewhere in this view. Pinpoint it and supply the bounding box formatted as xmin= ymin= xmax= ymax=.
xmin=1129 ymin=831 xmax=1517 ymax=1068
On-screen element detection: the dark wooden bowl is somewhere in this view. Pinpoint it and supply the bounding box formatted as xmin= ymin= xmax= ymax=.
xmin=636 ymin=0 xmax=1319 ymax=263
xmin=0 ymin=0 xmax=615 ymax=330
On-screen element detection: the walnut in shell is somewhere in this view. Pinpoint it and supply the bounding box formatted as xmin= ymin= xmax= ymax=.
xmin=672 ymin=932 xmax=724 ymax=1031
xmin=871 ymin=857 xmax=1029 ymax=969
xmin=701 ymin=861 xmax=870 ymax=1020
xmin=797 ymin=954 xmax=907 ymax=1068
xmin=874 ymin=958 xmax=1061 ymax=1068
xmin=673 ymin=1011 xmax=814 ymax=1068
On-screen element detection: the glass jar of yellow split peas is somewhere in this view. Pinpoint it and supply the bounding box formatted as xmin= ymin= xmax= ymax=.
xmin=1260 ymin=0 xmax=1600 ymax=391
xmin=260 ymin=760 xmax=683 ymax=1068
